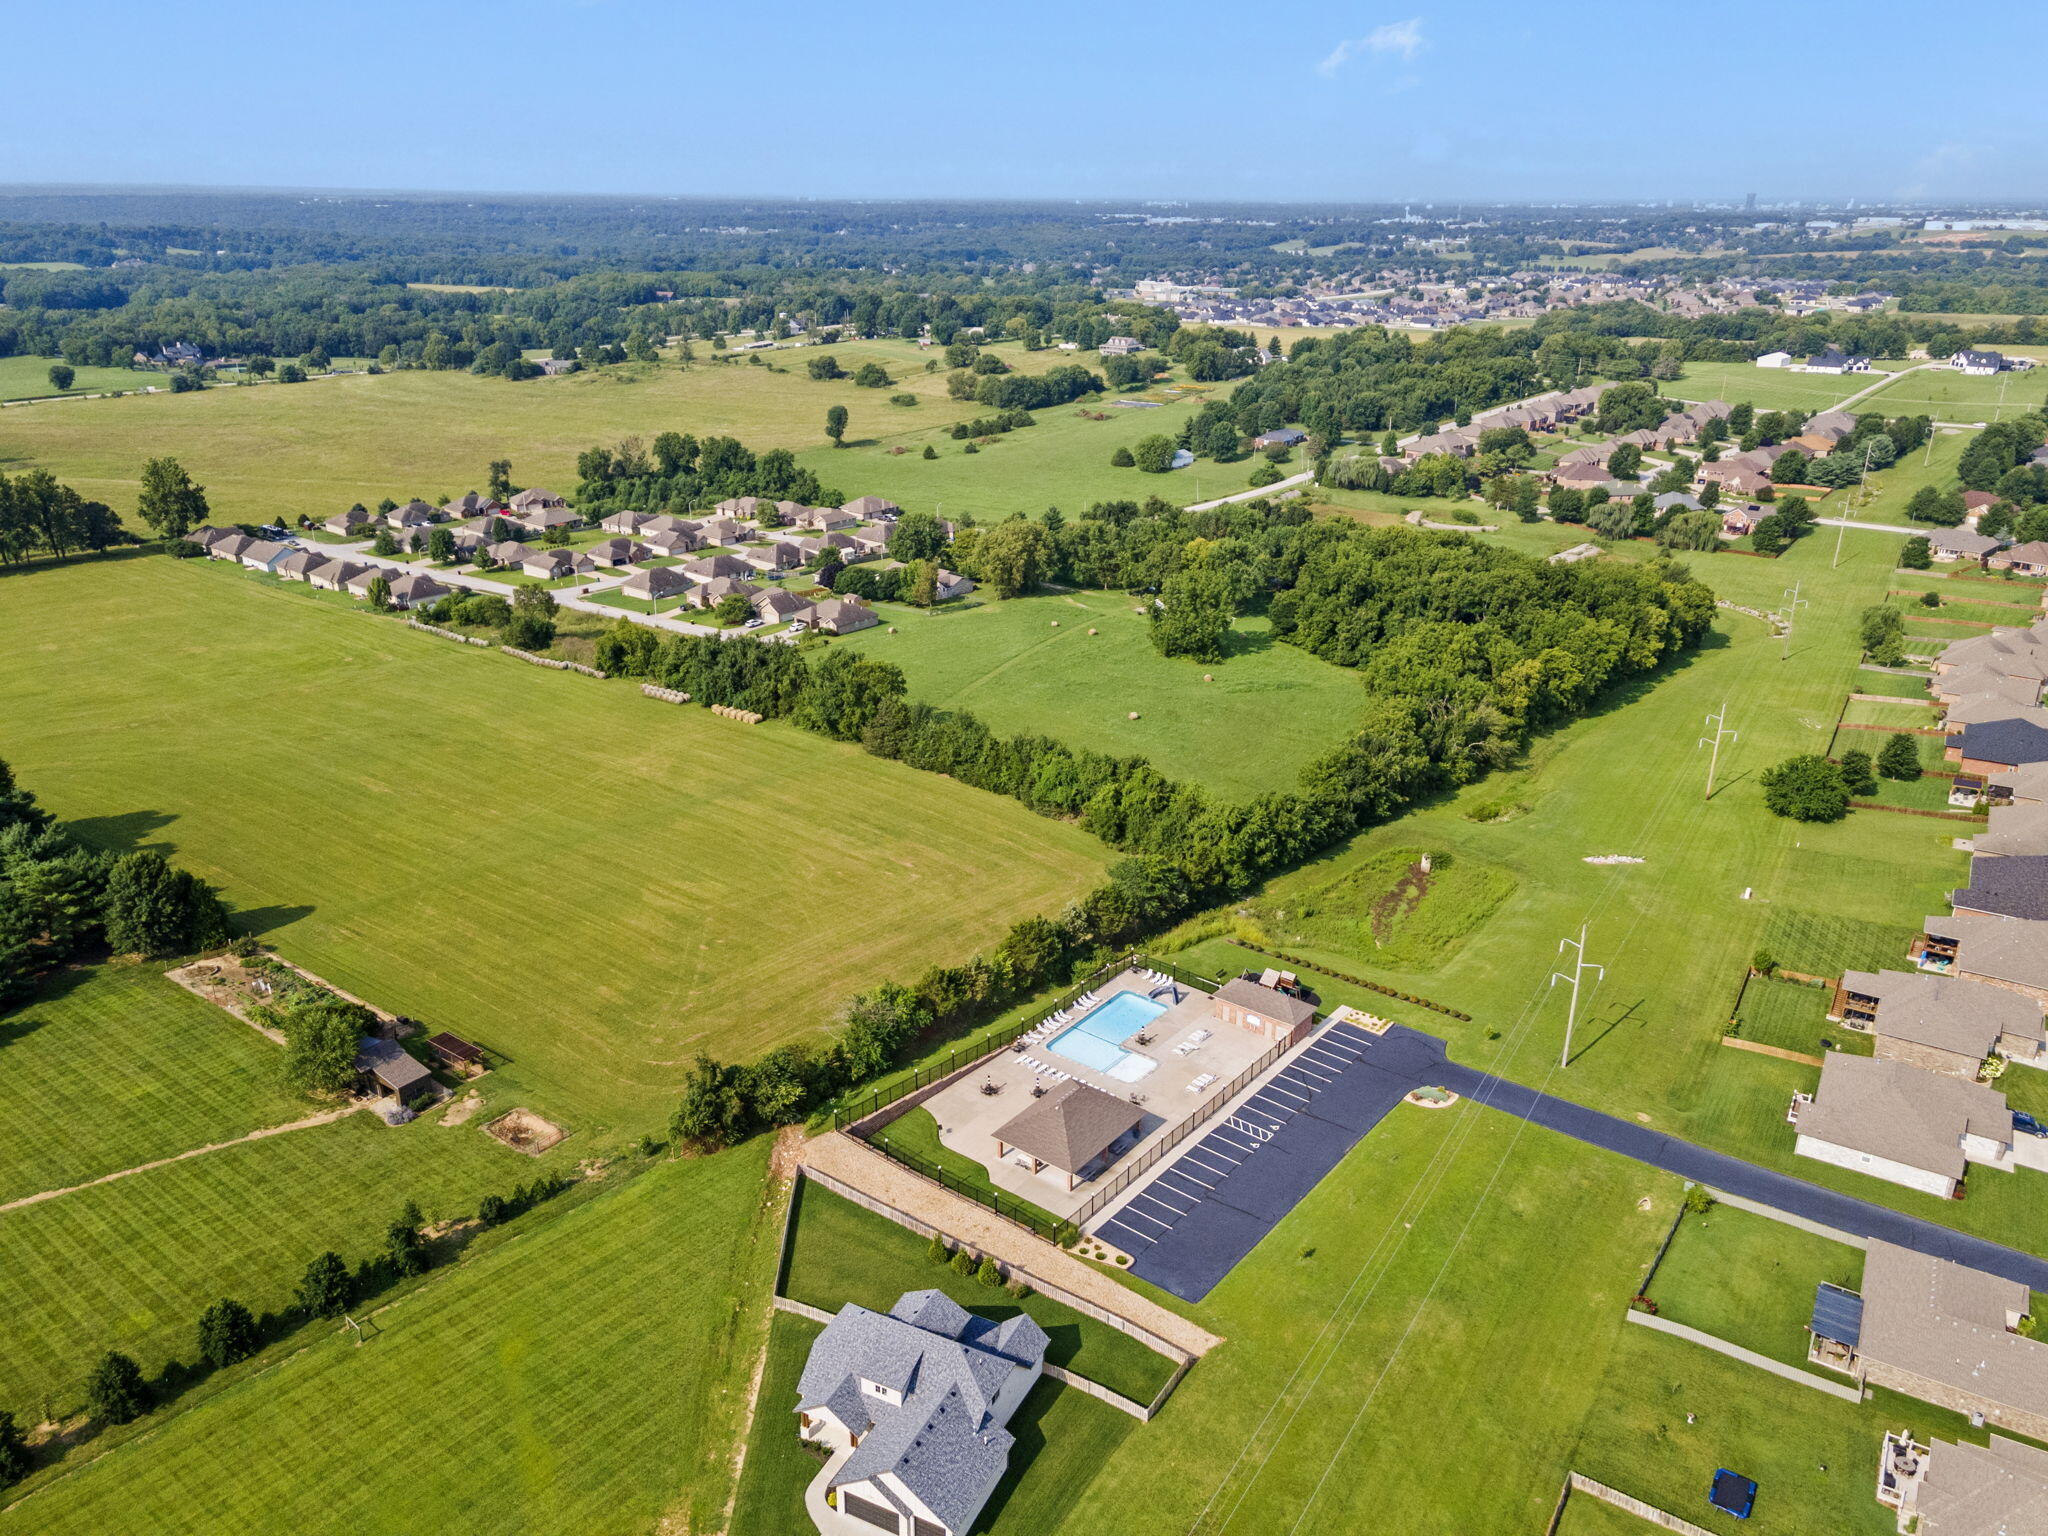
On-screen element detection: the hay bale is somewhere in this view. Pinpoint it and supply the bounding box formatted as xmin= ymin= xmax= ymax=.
xmin=1088 ymin=627 xmax=1098 ymax=635
xmin=887 ymin=625 xmax=897 ymax=633
xmin=1127 ymin=711 xmax=1140 ymax=720
xmin=1203 ymin=673 xmax=1213 ymax=682
xmin=1050 ymin=620 xmax=1059 ymax=627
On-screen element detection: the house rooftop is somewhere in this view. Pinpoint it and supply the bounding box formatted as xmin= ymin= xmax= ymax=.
xmin=1798 ymin=1053 xmax=2008 ymax=1180
xmin=1214 ymin=976 xmax=1319 ymax=1030
xmin=1859 ymin=1240 xmax=2048 ymax=1419
xmin=1841 ymin=968 xmax=2045 ymax=1057
xmin=1980 ymin=802 xmax=2048 ymax=858
xmin=353 ymin=1037 xmax=433 ymax=1094
xmin=1926 ymin=913 xmax=2048 ymax=994
xmin=1914 ymin=1436 xmax=2048 ymax=1536
xmin=1955 ymin=855 xmax=2048 ymax=921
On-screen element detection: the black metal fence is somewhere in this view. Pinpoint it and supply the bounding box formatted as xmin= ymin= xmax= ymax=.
xmin=862 ymin=1132 xmax=1067 ymax=1242
xmin=1069 ymin=1033 xmax=1288 ymax=1227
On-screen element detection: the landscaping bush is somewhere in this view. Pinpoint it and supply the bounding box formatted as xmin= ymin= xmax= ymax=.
xmin=976 ymin=1256 xmax=1003 ymax=1288
xmin=1760 ymin=755 xmax=1850 ymax=822
xmin=950 ymin=1248 xmax=977 ymax=1278
xmin=1838 ymin=748 xmax=1877 ymax=797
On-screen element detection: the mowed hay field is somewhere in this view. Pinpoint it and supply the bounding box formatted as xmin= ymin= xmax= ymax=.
xmin=0 ymin=336 xmax=1231 ymax=528
xmin=0 ymin=556 xmax=1113 ymax=1129
xmin=0 ymin=964 xmax=303 ymax=1205
xmin=840 ymin=590 xmax=1366 ymax=800
xmin=1849 ymin=361 xmax=2048 ymax=420
xmin=0 ymin=1141 xmax=779 ymax=1536
xmin=1665 ymin=358 xmax=1906 ymax=414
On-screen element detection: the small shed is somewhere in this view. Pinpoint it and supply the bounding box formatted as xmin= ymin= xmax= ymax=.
xmin=354 ymin=1038 xmax=435 ymax=1106
xmin=427 ymin=1032 xmax=487 ymax=1075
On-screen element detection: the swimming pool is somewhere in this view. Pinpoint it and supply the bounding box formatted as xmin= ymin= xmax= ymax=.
xmin=1045 ymin=992 xmax=1168 ymax=1078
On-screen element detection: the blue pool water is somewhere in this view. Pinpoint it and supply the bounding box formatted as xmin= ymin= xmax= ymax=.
xmin=1046 ymin=992 xmax=1168 ymax=1074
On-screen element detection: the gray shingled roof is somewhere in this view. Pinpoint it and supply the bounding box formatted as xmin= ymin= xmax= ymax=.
xmin=1955 ymin=855 xmax=2048 ymax=921
xmin=1214 ymin=977 xmax=1319 ymax=1029
xmin=1914 ymin=1436 xmax=2048 ymax=1536
xmin=1926 ymin=913 xmax=2048 ymax=994
xmin=1859 ymin=1241 xmax=2047 ymax=1420
xmin=1957 ymin=719 xmax=2048 ymax=769
xmin=1798 ymin=1054 xmax=2007 ymax=1179
xmin=1840 ymin=968 xmax=2044 ymax=1058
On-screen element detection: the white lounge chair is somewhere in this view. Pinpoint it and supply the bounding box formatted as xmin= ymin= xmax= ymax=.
xmin=1187 ymin=1073 xmax=1217 ymax=1092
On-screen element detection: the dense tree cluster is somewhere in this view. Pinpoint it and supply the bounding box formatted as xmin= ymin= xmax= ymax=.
xmin=0 ymin=469 xmax=123 ymax=563
xmin=570 ymin=431 xmax=842 ymax=515
xmin=649 ymin=517 xmax=1711 ymax=1146
xmin=0 ymin=762 xmax=231 ymax=1003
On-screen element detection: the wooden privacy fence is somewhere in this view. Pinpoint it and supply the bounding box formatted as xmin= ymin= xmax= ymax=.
xmin=408 ymin=619 xmax=490 ymax=646
xmin=1546 ymin=1474 xmax=1717 ymax=1536
xmin=641 ymin=684 xmax=692 ymax=704
xmin=501 ymin=646 xmax=605 ymax=679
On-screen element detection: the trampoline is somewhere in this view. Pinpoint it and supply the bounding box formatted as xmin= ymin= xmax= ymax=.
xmin=1709 ymin=1469 xmax=1757 ymax=1520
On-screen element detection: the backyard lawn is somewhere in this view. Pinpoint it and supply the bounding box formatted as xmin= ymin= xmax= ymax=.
xmin=0 ymin=1142 xmax=780 ymax=1536
xmin=0 ymin=554 xmax=1114 ymax=1130
xmin=1644 ymin=1202 xmax=1864 ymax=1366
xmin=778 ymin=1179 xmax=1177 ymax=1403
xmin=839 ymin=588 xmax=1367 ymax=800
xmin=0 ymin=963 xmax=304 ymax=1206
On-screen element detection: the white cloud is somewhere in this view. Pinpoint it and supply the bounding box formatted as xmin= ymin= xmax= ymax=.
xmin=1317 ymin=19 xmax=1425 ymax=77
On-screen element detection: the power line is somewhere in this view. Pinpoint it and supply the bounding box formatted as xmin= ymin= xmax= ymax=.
xmin=1698 ymin=701 xmax=1739 ymax=800
xmin=1776 ymin=579 xmax=1810 ymax=662
xmin=1550 ymin=924 xmax=1605 ymax=1068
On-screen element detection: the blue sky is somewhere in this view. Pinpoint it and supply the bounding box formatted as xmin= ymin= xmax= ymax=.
xmin=9 ymin=0 xmax=2047 ymax=203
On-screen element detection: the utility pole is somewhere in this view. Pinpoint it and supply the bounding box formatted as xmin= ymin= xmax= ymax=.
xmin=1834 ymin=442 xmax=1875 ymax=568
xmin=1699 ymin=702 xmax=1739 ymax=799
xmin=1777 ymin=580 xmax=1809 ymax=662
xmin=1551 ymin=925 xmax=1605 ymax=1068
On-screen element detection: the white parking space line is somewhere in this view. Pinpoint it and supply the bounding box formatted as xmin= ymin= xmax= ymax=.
xmin=1118 ymin=1204 xmax=1174 ymax=1230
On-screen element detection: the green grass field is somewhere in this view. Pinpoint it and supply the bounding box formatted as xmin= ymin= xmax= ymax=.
xmin=1645 ymin=1203 xmax=1862 ymax=1366
xmin=0 ymin=355 xmax=159 ymax=402
xmin=1852 ymin=364 xmax=2048 ymax=421
xmin=869 ymin=1107 xmax=1064 ymax=1235
xmin=1731 ymin=977 xmax=1868 ymax=1057
xmin=0 ymin=1108 xmax=527 ymax=1419
xmin=0 ymin=964 xmax=304 ymax=1206
xmin=1665 ymin=360 xmax=1904 ymax=415
xmin=0 ymin=336 xmax=1230 ymax=530
xmin=779 ymin=1180 xmax=1177 ymax=1403
xmin=838 ymin=589 xmax=1366 ymax=800
xmin=0 ymin=555 xmax=1112 ymax=1131
xmin=0 ymin=1141 xmax=779 ymax=1536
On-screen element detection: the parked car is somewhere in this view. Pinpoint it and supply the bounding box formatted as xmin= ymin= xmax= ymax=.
xmin=2014 ymin=1112 xmax=2048 ymax=1138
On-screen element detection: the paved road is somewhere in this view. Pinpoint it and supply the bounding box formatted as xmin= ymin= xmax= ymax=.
xmin=1815 ymin=517 xmax=1913 ymax=534
xmin=1183 ymin=471 xmax=1314 ymax=513
xmin=1403 ymin=1035 xmax=2048 ymax=1291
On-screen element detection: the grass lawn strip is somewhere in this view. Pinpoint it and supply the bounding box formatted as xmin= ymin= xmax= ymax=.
xmin=779 ymin=1179 xmax=1176 ymax=1404
xmin=0 ymin=964 xmax=305 ymax=1206
xmin=1643 ymin=1203 xmax=1863 ymax=1367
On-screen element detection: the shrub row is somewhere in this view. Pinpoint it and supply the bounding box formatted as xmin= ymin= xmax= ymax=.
xmin=1224 ymin=940 xmax=1474 ymax=1021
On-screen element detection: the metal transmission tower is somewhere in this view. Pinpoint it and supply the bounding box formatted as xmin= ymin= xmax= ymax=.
xmin=1699 ymin=702 xmax=1739 ymax=799
xmin=1551 ymin=925 xmax=1606 ymax=1068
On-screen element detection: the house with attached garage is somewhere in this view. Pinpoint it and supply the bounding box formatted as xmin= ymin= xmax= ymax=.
xmin=844 ymin=526 xmax=894 ymax=557
xmin=621 ymin=566 xmax=693 ymax=604
xmin=236 ymin=539 xmax=296 ymax=573
xmin=519 ymin=548 xmax=595 ymax=581
xmin=840 ymin=495 xmax=900 ymax=521
xmin=1881 ymin=1432 xmax=2048 ymax=1535
xmin=1829 ymin=968 xmax=2047 ymax=1077
xmin=508 ymin=487 xmax=567 ymax=514
xmin=1927 ymin=526 xmax=2005 ymax=564
xmin=385 ymin=572 xmax=453 ymax=611
xmin=1917 ymin=913 xmax=2048 ymax=1007
xmin=1791 ymin=1052 xmax=2014 ymax=1198
xmin=1801 ymin=347 xmax=1870 ymax=374
xmin=1974 ymin=800 xmax=2048 ymax=857
xmin=695 ymin=517 xmax=748 ymax=546
xmin=738 ymin=541 xmax=804 ymax=573
xmin=343 ymin=565 xmax=402 ymax=601
xmin=600 ymin=510 xmax=654 ymax=536
xmin=752 ymin=588 xmax=808 ymax=625
xmin=441 ymin=491 xmax=500 ymax=521
xmin=1991 ymin=541 xmax=2048 ymax=578
xmin=682 ymin=553 xmax=755 ymax=583
xmin=273 ymin=548 xmax=329 ymax=582
xmin=790 ymin=596 xmax=880 ymax=635
xmin=685 ymin=575 xmax=762 ymax=610
xmin=1808 ymin=1242 xmax=2048 ymax=1447
xmin=641 ymin=528 xmax=703 ymax=557
xmin=796 ymin=1289 xmax=1047 ymax=1536
xmin=306 ymin=558 xmax=374 ymax=592
xmin=1948 ymin=717 xmax=2048 ymax=776
xmin=587 ymin=538 xmax=656 ymax=569
xmin=1953 ymin=348 xmax=2016 ymax=376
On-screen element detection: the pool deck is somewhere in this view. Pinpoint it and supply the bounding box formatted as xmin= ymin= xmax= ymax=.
xmin=922 ymin=969 xmax=1269 ymax=1222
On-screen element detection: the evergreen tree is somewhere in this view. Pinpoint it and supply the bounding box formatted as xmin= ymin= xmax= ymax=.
xmin=196 ymin=1298 xmax=260 ymax=1369
xmin=1838 ymin=749 xmax=1877 ymax=797
xmin=0 ymin=1409 xmax=30 ymax=1489
xmin=297 ymin=1251 xmax=353 ymax=1318
xmin=1877 ymin=732 xmax=1922 ymax=781
xmin=101 ymin=850 xmax=228 ymax=958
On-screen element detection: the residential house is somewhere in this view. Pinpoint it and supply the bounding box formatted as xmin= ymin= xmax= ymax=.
xmin=1794 ymin=1053 xmax=2015 ymax=1197
xmin=696 ymin=517 xmax=748 ymax=546
xmin=1932 ymin=624 xmax=2048 ymax=694
xmin=1806 ymin=409 xmax=1860 ymax=440
xmin=519 ymin=506 xmax=582 ymax=534
xmin=273 ymin=549 xmax=328 ymax=582
xmin=1406 ymin=428 xmax=1478 ymax=460
xmin=1830 ymin=968 xmax=2046 ymax=1076
xmin=772 ymin=500 xmax=813 ymax=525
xmin=1547 ymin=461 xmax=1615 ymax=491
xmin=1941 ymin=696 xmax=2048 ymax=735
xmin=202 ymin=534 xmax=254 ymax=562
xmin=751 ymin=588 xmax=808 ymax=626
xmin=845 ymin=526 xmax=894 ymax=556
xmin=441 ymin=491 xmax=499 ymax=521
xmin=713 ymin=496 xmax=767 ymax=521
xmin=840 ymin=495 xmax=900 ymax=521
xmin=353 ymin=1038 xmax=436 ymax=1107
xmin=640 ymin=528 xmax=702 ymax=558
xmin=621 ymin=566 xmax=693 ymax=603
xmin=342 ymin=565 xmax=402 ymax=600
xmin=385 ymin=572 xmax=453 ymax=611
xmin=1954 ymin=855 xmax=2048 ymax=921
xmin=682 ymin=554 xmax=755 ymax=583
xmin=1755 ymin=350 xmax=1793 ymax=368
xmin=1888 ymin=1435 xmax=2048 ymax=1536
xmin=182 ymin=526 xmax=236 ymax=550
xmin=686 ymin=576 xmax=762 ymax=610
xmin=1955 ymin=349 xmax=2011 ymax=376
xmin=1991 ymin=541 xmax=2048 ymax=578
xmin=306 ymin=558 xmax=373 ymax=593
xmin=1785 ymin=433 xmax=1837 ymax=456
xmin=508 ymin=487 xmax=567 ymax=513
xmin=519 ymin=548 xmax=595 ymax=581
xmin=1949 ymin=718 xmax=2048 ymax=775
xmin=600 ymin=510 xmax=653 ymax=536
xmin=799 ymin=505 xmax=858 ymax=532
xmin=640 ymin=514 xmax=704 ymax=541
xmin=386 ymin=499 xmax=440 ymax=528
xmin=322 ymin=508 xmax=373 ymax=536
xmin=1917 ymin=913 xmax=2048 ymax=1006
xmin=992 ymin=1079 xmax=1146 ymax=1191
xmin=1720 ymin=506 xmax=1763 ymax=538
xmin=1810 ymin=1242 xmax=2048 ymax=1441
xmin=1100 ymin=336 xmax=1143 ymax=355
xmin=236 ymin=540 xmax=295 ymax=573
xmin=934 ymin=568 xmax=975 ymax=602
xmin=587 ymin=538 xmax=656 ymax=569
xmin=1254 ymin=427 xmax=1308 ymax=450
xmin=1962 ymin=490 xmax=2002 ymax=523
xmin=1211 ymin=976 xmax=1319 ymax=1046
xmin=738 ymin=542 xmax=803 ymax=574
xmin=791 ymin=596 xmax=880 ymax=634
xmin=796 ymin=1290 xmax=1047 ymax=1536
xmin=1929 ymin=527 xmax=2005 ymax=563
xmin=1935 ymin=666 xmax=2045 ymax=713
xmin=483 ymin=540 xmax=538 ymax=567
xmin=1989 ymin=763 xmax=2048 ymax=805
xmin=1803 ymin=348 xmax=1871 ymax=374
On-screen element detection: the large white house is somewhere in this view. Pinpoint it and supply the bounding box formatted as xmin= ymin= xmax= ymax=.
xmin=797 ymin=1289 xmax=1047 ymax=1536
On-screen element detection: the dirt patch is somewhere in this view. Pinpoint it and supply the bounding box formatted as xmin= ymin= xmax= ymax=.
xmin=1368 ymin=859 xmax=1433 ymax=945
xmin=438 ymin=1090 xmax=485 ymax=1127
xmin=165 ymin=957 xmax=287 ymax=1042
xmin=485 ymin=1108 xmax=566 ymax=1156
